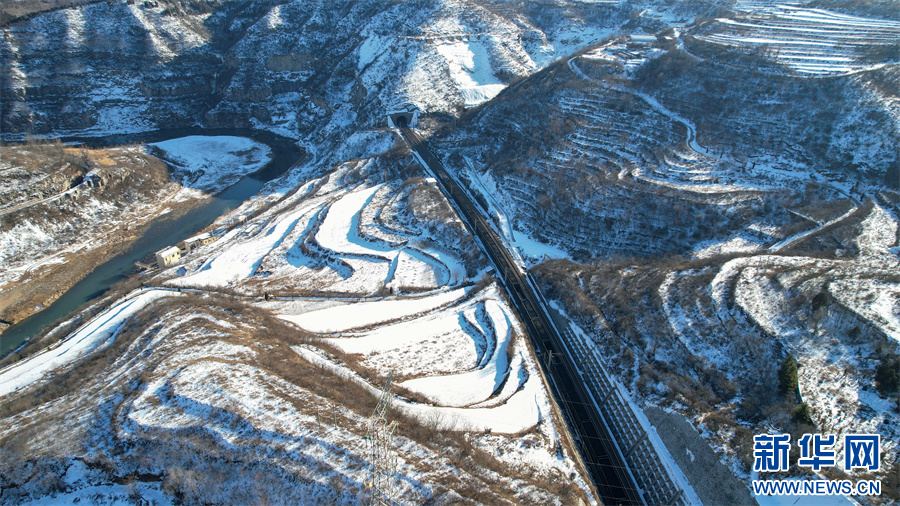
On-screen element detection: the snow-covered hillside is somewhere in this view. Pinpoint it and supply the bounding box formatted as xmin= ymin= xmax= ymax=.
xmin=696 ymin=4 xmax=900 ymax=76
xmin=0 ymin=147 xmax=595 ymax=504
xmin=0 ymin=0 xmax=631 ymax=142
xmin=1 ymin=0 xmax=898 ymax=503
xmin=430 ymin=8 xmax=899 ymax=500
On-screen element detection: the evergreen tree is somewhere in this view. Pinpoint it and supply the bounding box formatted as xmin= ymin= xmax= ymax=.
xmin=875 ymin=358 xmax=899 ymax=396
xmin=778 ymin=354 xmax=798 ymax=398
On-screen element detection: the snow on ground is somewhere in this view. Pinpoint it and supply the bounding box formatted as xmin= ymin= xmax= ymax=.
xmin=854 ymin=203 xmax=899 ymax=259
xmin=321 ymin=296 xmax=484 ymax=377
xmin=711 ymin=255 xmax=811 ymax=315
xmin=544 ymin=60 xmax=775 ymax=203
xmin=334 ymin=130 xmax=395 ymax=161
xmin=124 ymin=1 xmax=210 ymax=60
xmin=279 ymin=286 xmax=469 ymax=333
xmin=294 ymin=344 xmax=548 ymax=434
xmin=169 ymin=178 xmax=458 ymax=293
xmin=20 ymin=483 xmax=172 ymax=506
xmin=169 ymin=197 xmax=320 ymax=288
xmin=654 ymin=236 xmax=899 ymax=501
xmin=313 ymin=289 xmax=516 ymax=408
xmin=829 ymin=204 xmax=900 ymax=340
xmin=128 ymin=360 xmax=307 ymax=435
xmin=316 ymin=185 xmax=395 ymax=259
xmin=0 ymin=220 xmax=58 ymax=277
xmin=160 ymin=172 xmax=554 ymax=434
xmin=434 ymin=40 xmax=507 ymax=106
xmin=397 ymin=297 xmax=513 ymax=407
xmin=510 ymin=227 xmax=570 ymax=265
xmin=203 ymin=176 xmax=566 ymax=436
xmin=832 ymin=277 xmax=900 ymax=342
xmin=660 ymin=268 xmax=733 ymax=366
xmin=149 ymin=136 xmax=272 ymax=194
xmin=20 ymin=457 xmax=172 ymax=505
xmin=696 ymin=5 xmax=900 ymax=76
xmin=770 ymin=204 xmax=859 ymax=253
xmin=716 ymin=213 xmax=900 ymax=464
xmin=692 ymin=236 xmax=763 ymax=259
xmin=0 ymin=289 xmax=176 ymax=397
xmin=796 ymin=329 xmax=896 ymax=446
xmin=530 ymin=24 xmax=619 ymax=69
xmin=0 ymin=98 xmax=599 ymax=499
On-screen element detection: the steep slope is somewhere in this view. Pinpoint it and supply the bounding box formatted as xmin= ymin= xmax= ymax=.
xmin=0 ymin=135 xmax=273 ymax=337
xmin=430 ymin=12 xmax=900 ymax=499
xmin=1 ymin=0 xmax=629 ymax=139
xmin=0 ymin=141 xmax=178 ymax=330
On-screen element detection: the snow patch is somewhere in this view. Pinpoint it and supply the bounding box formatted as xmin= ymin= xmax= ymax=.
xmin=0 ymin=289 xmax=176 ymax=397
xmin=692 ymin=237 xmax=763 ymax=259
xmin=399 ymin=299 xmax=514 ymax=407
xmin=150 ymin=136 xmax=272 ymax=194
xmin=435 ymin=40 xmax=506 ymax=107
xmin=294 ymin=345 xmax=546 ymax=434
xmin=279 ymin=287 xmax=469 ymax=333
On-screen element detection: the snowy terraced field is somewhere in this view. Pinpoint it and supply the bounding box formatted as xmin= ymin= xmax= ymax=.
xmin=0 ymin=152 xmax=592 ymax=503
xmin=167 ymin=168 xmax=465 ymax=294
xmin=661 ymin=202 xmax=900 ymax=469
xmin=445 ymin=55 xmax=796 ymax=261
xmin=697 ymin=5 xmax=900 ymax=76
xmin=554 ymin=85 xmax=748 ymax=195
xmin=160 ymin=162 xmax=554 ymax=433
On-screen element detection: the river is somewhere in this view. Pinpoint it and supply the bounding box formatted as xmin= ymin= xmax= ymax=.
xmin=0 ymin=128 xmax=304 ymax=357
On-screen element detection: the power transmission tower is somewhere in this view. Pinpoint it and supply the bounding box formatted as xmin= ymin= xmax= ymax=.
xmin=364 ymin=371 xmax=398 ymax=505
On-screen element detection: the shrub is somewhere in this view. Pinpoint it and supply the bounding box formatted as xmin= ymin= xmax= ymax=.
xmin=792 ymin=403 xmax=813 ymax=425
xmin=811 ymin=291 xmax=829 ymax=312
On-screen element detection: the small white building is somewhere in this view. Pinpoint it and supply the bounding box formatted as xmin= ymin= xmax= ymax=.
xmin=181 ymin=232 xmax=216 ymax=251
xmin=155 ymin=246 xmax=181 ymax=267
xmin=629 ymin=34 xmax=658 ymax=46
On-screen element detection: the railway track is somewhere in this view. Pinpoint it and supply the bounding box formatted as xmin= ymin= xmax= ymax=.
xmin=397 ymin=124 xmax=644 ymax=506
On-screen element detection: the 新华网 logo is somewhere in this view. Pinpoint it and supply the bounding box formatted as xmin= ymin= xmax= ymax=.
xmin=751 ymin=433 xmax=882 ymax=497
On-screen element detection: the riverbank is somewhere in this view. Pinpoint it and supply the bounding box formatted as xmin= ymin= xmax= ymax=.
xmin=0 ymin=129 xmax=305 ymax=358
xmin=0 ymin=190 xmax=210 ymax=335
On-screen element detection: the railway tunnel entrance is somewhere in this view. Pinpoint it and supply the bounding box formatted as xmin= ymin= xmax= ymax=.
xmin=387 ymin=109 xmax=417 ymax=129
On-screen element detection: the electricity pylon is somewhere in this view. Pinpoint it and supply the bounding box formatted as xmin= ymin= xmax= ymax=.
xmin=365 ymin=371 xmax=398 ymax=505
